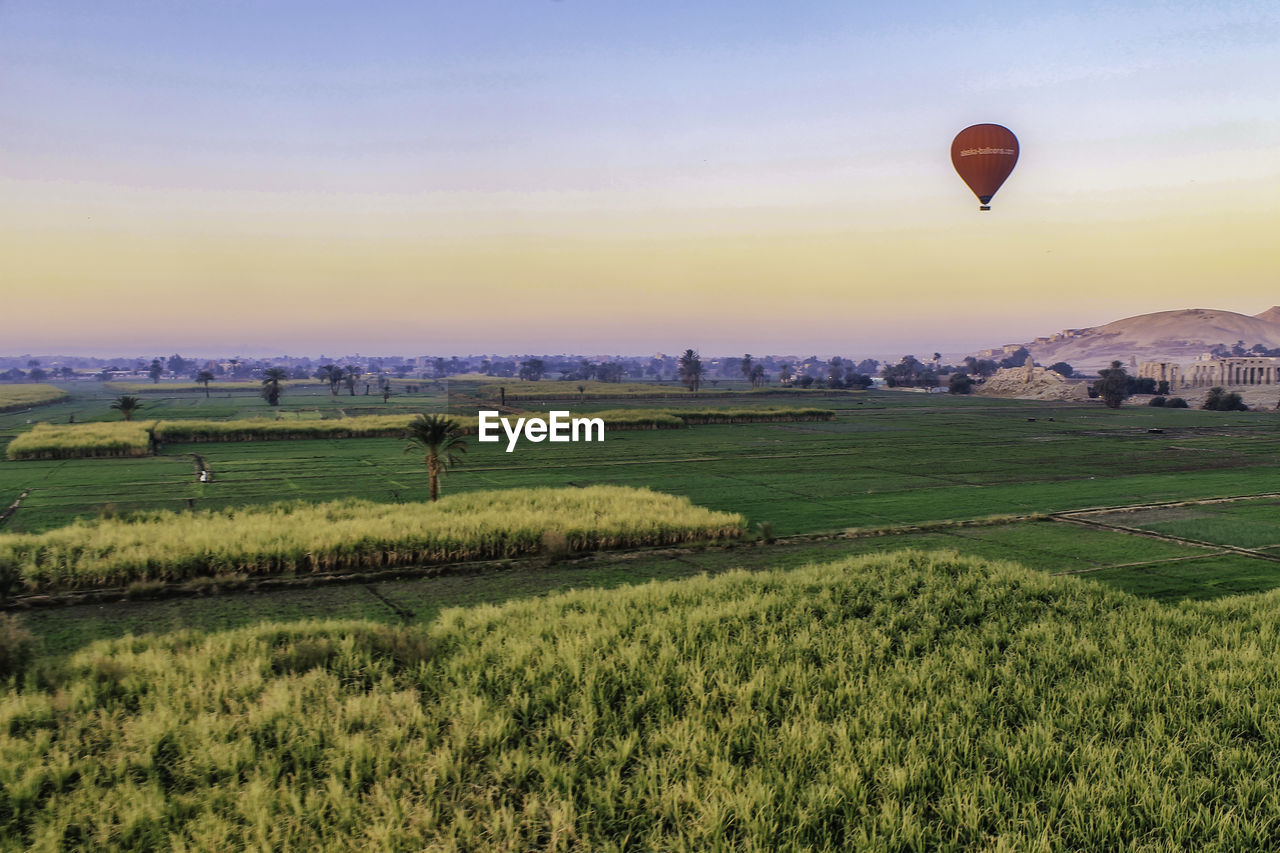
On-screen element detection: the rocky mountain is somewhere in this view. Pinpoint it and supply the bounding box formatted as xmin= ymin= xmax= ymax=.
xmin=1013 ymin=308 xmax=1280 ymax=374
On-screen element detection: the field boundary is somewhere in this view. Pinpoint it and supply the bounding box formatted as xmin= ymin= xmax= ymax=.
xmin=0 ymin=489 xmax=29 ymax=527
xmin=1049 ymin=492 xmax=1280 ymax=566
xmin=8 ymin=492 xmax=1280 ymax=610
xmin=0 ymin=513 xmax=1044 ymax=609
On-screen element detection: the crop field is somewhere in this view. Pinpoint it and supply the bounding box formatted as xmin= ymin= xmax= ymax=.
xmin=470 ymin=378 xmax=851 ymax=401
xmin=10 ymin=552 xmax=1280 ymax=850
xmin=6 ymin=384 xmax=1280 ymax=848
xmin=0 ymin=385 xmax=70 ymax=413
xmin=1087 ymin=499 xmax=1280 ymax=550
xmin=103 ymin=379 xmax=326 ymax=394
xmin=4 ymin=407 xmax=833 ymax=460
xmin=18 ymin=518 xmax=1275 ymax=659
xmin=5 ymin=421 xmax=156 ymax=460
xmin=0 ymin=486 xmax=744 ymax=592
xmin=3 ymin=389 xmax=1278 ymax=547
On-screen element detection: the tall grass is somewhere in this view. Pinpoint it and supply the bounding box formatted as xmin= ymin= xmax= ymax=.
xmin=0 ymin=486 xmax=746 ymax=591
xmin=5 ymin=415 xmax=474 ymax=458
xmin=7 ymin=408 xmax=832 ymax=459
xmin=4 ymin=421 xmax=155 ymax=460
xmin=7 ymin=551 xmax=1280 ymax=849
xmin=0 ymin=384 xmax=69 ymax=412
xmin=103 ymin=380 xmax=320 ymax=393
xmin=477 ymin=380 xmax=846 ymax=400
xmin=153 ymin=414 xmax=477 ymax=442
xmin=587 ymin=407 xmax=835 ymax=429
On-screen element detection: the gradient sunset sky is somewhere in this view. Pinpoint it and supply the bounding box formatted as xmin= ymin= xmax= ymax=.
xmin=2 ymin=1 xmax=1277 ymax=357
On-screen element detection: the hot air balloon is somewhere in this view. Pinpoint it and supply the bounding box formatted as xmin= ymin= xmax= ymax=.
xmin=951 ymin=124 xmax=1018 ymax=210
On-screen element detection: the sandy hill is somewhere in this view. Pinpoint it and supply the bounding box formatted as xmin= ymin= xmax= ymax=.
xmin=1022 ymin=308 xmax=1280 ymax=374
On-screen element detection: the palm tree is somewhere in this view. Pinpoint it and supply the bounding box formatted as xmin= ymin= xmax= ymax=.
xmin=111 ymin=395 xmax=142 ymax=421
xmin=343 ymin=365 xmax=360 ymax=396
xmin=678 ymin=349 xmax=704 ymax=393
xmin=404 ymin=414 xmax=467 ymax=502
xmin=196 ymin=370 xmax=215 ymax=398
xmin=316 ymin=364 xmax=341 ymax=399
xmin=260 ymin=367 xmax=288 ymax=406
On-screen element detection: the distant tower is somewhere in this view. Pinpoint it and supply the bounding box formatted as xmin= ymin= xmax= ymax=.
xmin=1024 ymin=355 xmax=1035 ymax=384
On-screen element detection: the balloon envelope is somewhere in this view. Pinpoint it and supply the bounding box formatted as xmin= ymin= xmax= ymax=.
xmin=951 ymin=124 xmax=1019 ymax=209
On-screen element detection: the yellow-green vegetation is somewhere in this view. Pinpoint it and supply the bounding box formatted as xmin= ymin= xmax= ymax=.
xmin=478 ymin=380 xmax=844 ymax=400
xmin=667 ymin=406 xmax=835 ymax=424
xmin=587 ymin=409 xmax=685 ymax=429
xmin=1 ymin=486 xmax=745 ymax=591
xmin=6 ymin=551 xmax=1280 ymax=849
xmin=153 ymin=414 xmax=477 ymax=443
xmin=5 ymin=421 xmax=156 ymax=460
xmin=104 ymin=380 xmax=320 ymax=393
xmin=7 ymin=408 xmax=832 ymax=459
xmin=5 ymin=415 xmax=479 ymax=458
xmin=0 ymin=384 xmax=70 ymax=412
xmin=587 ymin=407 xmax=835 ymax=429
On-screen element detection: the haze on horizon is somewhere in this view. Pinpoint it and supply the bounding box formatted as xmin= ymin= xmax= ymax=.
xmin=2 ymin=1 xmax=1277 ymax=357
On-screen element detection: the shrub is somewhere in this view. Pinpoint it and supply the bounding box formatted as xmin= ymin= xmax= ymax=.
xmin=0 ymin=554 xmax=22 ymax=602
xmin=0 ymin=613 xmax=36 ymax=680
xmin=540 ymin=529 xmax=571 ymax=563
xmin=1166 ymin=397 xmax=1189 ymax=408
xmin=1202 ymin=387 xmax=1248 ymax=411
xmin=1148 ymin=396 xmax=1166 ymax=407
xmin=1048 ymin=361 xmax=1073 ymax=378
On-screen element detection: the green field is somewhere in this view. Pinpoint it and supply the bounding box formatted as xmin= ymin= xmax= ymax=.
xmin=1087 ymin=499 xmax=1280 ymax=549
xmin=9 ymin=552 xmax=1280 ymax=850
xmin=3 ymin=385 xmax=1279 ymax=598
xmin=5 ymin=388 xmax=1278 ymax=535
xmin=6 ymin=381 xmax=1280 ymax=848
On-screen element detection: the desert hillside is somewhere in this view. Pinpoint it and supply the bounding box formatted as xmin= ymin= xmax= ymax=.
xmin=1019 ymin=308 xmax=1280 ymax=373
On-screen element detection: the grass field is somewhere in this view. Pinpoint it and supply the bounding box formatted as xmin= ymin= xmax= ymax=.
xmin=7 ymin=391 xmax=1276 ymax=530
xmin=3 ymin=387 xmax=1280 ymax=615
xmin=18 ymin=516 xmax=1278 ymax=658
xmin=1 ymin=486 xmax=745 ymax=592
xmin=0 ymin=385 xmax=70 ymax=413
xmin=471 ymin=378 xmax=856 ymax=401
xmin=9 ymin=551 xmax=1280 ymax=850
xmin=6 ymin=382 xmax=1280 ymax=848
xmin=5 ymin=407 xmax=834 ymax=459
xmin=1089 ymin=498 xmax=1280 ymax=549
xmin=103 ymin=380 xmax=325 ymax=393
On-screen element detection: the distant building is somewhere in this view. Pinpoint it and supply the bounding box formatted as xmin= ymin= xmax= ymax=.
xmin=1184 ymin=356 xmax=1280 ymax=388
xmin=1137 ymin=361 xmax=1182 ymax=389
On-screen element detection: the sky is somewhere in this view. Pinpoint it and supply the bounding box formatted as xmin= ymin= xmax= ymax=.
xmin=2 ymin=0 xmax=1278 ymax=358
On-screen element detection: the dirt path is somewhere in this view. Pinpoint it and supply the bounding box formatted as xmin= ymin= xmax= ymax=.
xmin=0 ymin=489 xmax=29 ymax=527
